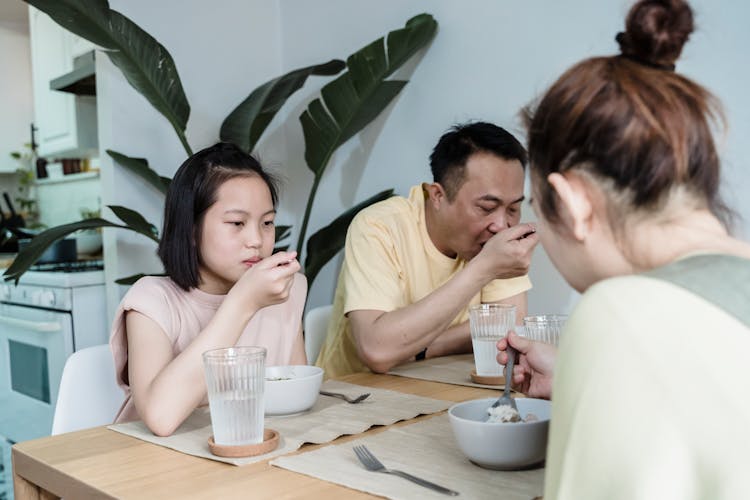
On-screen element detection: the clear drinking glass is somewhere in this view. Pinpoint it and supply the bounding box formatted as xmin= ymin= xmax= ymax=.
xmin=522 ymin=315 xmax=568 ymax=346
xmin=203 ymin=346 xmax=266 ymax=446
xmin=469 ymin=304 xmax=516 ymax=376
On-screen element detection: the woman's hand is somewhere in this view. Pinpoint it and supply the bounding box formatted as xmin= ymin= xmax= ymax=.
xmin=230 ymin=251 xmax=300 ymax=311
xmin=496 ymin=331 xmax=557 ymax=400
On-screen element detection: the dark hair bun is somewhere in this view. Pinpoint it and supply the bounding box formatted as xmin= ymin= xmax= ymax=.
xmin=616 ymin=0 xmax=694 ymax=68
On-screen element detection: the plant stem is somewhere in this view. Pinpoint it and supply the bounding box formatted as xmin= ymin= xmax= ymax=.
xmin=176 ymin=128 xmax=193 ymax=156
xmin=296 ymin=174 xmax=323 ymax=260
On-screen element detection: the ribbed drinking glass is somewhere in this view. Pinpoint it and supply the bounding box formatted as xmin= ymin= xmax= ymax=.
xmin=469 ymin=304 xmax=516 ymax=376
xmin=522 ymin=315 xmax=567 ymax=346
xmin=203 ymin=346 xmax=266 ymax=446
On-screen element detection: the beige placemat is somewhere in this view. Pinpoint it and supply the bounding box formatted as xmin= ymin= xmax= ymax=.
xmin=272 ymin=413 xmax=544 ymax=499
xmin=107 ymin=380 xmax=451 ymax=466
xmin=388 ymin=354 xmax=507 ymax=389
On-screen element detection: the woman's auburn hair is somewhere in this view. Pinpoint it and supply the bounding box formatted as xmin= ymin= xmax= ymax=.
xmin=524 ymin=0 xmax=729 ymax=228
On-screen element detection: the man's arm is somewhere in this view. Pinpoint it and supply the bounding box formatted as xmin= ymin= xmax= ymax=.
xmin=423 ymin=291 xmax=527 ymax=359
xmin=349 ymin=263 xmax=486 ymax=372
xmin=349 ymin=224 xmax=537 ymax=373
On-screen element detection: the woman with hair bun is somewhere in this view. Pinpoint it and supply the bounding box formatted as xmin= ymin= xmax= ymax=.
xmin=497 ymin=0 xmax=750 ymax=497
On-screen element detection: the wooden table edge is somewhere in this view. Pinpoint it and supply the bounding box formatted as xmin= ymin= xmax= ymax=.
xmin=11 ymin=372 xmax=498 ymax=499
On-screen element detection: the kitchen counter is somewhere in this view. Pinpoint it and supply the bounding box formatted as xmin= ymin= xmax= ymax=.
xmin=0 ymin=253 xmax=15 ymax=269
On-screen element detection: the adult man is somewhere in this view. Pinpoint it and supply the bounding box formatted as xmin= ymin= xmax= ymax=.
xmin=316 ymin=122 xmax=538 ymax=377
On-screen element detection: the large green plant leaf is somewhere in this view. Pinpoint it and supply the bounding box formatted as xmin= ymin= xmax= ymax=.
xmin=115 ymin=273 xmax=168 ymax=285
xmin=2 ymin=215 xmax=157 ymax=283
xmin=294 ymin=14 xmax=436 ymax=257
xmin=273 ymin=224 xmax=292 ymax=253
xmin=304 ymin=189 xmax=393 ymax=285
xmin=275 ymin=225 xmax=292 ymax=243
xmin=220 ymin=60 xmax=346 ymax=153
xmin=109 ymin=206 xmax=160 ymax=241
xmin=25 ymin=0 xmax=192 ymax=155
xmin=107 ymin=150 xmax=171 ymax=194
xmin=300 ymin=14 xmax=437 ymax=177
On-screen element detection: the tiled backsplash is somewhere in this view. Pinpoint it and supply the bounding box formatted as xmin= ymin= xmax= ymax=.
xmin=36 ymin=172 xmax=100 ymax=227
xmin=0 ymin=176 xmax=22 ymax=209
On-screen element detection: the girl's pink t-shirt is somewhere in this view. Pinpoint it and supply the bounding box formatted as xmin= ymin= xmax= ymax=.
xmin=109 ymin=273 xmax=307 ymax=423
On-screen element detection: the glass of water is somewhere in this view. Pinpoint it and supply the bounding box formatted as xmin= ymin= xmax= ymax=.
xmin=203 ymin=346 xmax=266 ymax=446
xmin=469 ymin=304 xmax=516 ymax=376
xmin=522 ymin=315 xmax=568 ymax=346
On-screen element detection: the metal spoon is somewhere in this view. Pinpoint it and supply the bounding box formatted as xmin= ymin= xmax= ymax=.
xmin=488 ymin=345 xmax=517 ymax=418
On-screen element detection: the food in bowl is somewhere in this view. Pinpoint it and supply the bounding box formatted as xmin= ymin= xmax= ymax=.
xmin=487 ymin=404 xmax=522 ymax=423
xmin=449 ymin=397 xmax=551 ymax=470
xmin=264 ymin=365 xmax=323 ymax=416
xmin=486 ymin=402 xmax=539 ymax=423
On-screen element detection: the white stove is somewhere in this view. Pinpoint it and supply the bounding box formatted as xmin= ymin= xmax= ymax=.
xmin=1 ymin=269 xmax=105 ymax=309
xmin=12 ymin=268 xmax=105 ymax=288
xmin=0 ymin=263 xmax=108 ymax=450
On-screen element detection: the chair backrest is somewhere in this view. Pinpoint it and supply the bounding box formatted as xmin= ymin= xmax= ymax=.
xmin=51 ymin=344 xmax=124 ymax=435
xmin=304 ymin=304 xmax=333 ymax=365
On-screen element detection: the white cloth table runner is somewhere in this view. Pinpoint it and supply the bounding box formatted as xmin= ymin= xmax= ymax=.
xmin=388 ymin=354 xmax=508 ymax=389
xmin=272 ymin=413 xmax=544 ymax=499
xmin=107 ymin=380 xmax=452 ymax=466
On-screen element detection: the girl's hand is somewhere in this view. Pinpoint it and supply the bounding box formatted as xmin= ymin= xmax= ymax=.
xmin=230 ymin=251 xmax=300 ymax=310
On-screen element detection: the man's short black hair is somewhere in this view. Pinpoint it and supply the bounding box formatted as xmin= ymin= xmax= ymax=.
xmin=157 ymin=142 xmax=278 ymax=290
xmin=429 ymin=122 xmax=527 ymax=200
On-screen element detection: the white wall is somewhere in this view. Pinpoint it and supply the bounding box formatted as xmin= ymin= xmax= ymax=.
xmin=98 ymin=0 xmax=284 ymax=317
xmin=97 ymin=0 xmax=750 ymax=320
xmin=0 ymin=20 xmax=33 ymax=183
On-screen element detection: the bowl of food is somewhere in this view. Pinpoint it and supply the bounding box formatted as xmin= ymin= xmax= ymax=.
xmin=75 ymin=229 xmax=103 ymax=256
xmin=448 ymin=397 xmax=551 ymax=470
xmin=264 ymin=365 xmax=323 ymax=416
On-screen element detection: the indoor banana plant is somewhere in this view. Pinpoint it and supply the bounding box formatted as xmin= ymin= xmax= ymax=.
xmin=4 ymin=0 xmax=437 ymax=287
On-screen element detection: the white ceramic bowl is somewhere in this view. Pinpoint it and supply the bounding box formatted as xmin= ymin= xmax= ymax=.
xmin=264 ymin=365 xmax=323 ymax=416
xmin=448 ymin=397 xmax=551 ymax=470
xmin=76 ymin=230 xmax=102 ymax=255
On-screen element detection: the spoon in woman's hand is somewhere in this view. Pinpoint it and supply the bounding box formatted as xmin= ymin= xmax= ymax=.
xmin=486 ymin=345 xmax=519 ymax=422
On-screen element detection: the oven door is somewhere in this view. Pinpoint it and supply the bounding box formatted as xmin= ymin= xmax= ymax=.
xmin=0 ymin=303 xmax=73 ymax=443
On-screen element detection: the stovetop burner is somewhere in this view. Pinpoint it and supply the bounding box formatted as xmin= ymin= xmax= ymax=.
xmin=29 ymin=259 xmax=104 ymax=273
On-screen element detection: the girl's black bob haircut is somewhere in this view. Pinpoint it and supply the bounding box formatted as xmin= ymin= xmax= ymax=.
xmin=157 ymin=142 xmax=278 ymax=290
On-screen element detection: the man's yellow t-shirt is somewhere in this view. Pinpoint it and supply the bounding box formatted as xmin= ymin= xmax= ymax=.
xmin=315 ymin=185 xmax=532 ymax=378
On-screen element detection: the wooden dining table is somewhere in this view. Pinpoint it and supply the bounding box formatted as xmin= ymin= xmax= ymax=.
xmin=12 ymin=372 xmax=510 ymax=499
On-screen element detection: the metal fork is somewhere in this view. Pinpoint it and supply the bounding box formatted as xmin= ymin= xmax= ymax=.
xmin=352 ymin=445 xmax=459 ymax=496
xmin=319 ymin=390 xmax=370 ymax=404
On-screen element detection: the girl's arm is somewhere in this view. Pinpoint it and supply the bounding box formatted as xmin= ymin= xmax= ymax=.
xmin=127 ymin=252 xmax=299 ymax=436
xmin=289 ymin=324 xmax=307 ymax=365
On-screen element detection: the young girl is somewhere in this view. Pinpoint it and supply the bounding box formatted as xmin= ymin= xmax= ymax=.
xmin=110 ymin=142 xmax=306 ymax=436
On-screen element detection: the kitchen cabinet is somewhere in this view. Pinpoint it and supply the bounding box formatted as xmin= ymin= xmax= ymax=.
xmin=28 ymin=6 xmax=97 ymax=159
xmin=70 ymin=34 xmax=96 ymax=59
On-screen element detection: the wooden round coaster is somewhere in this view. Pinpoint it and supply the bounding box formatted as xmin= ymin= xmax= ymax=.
xmin=470 ymin=369 xmax=505 ymax=386
xmin=208 ymin=428 xmax=280 ymax=458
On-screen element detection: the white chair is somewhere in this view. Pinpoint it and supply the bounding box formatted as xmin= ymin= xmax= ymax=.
xmin=51 ymin=344 xmax=125 ymax=435
xmin=304 ymin=304 xmax=333 ymax=365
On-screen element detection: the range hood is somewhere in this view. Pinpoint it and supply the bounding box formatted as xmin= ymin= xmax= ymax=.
xmin=49 ymin=50 xmax=96 ymax=96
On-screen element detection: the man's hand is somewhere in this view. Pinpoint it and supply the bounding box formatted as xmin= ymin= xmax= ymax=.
xmin=473 ymin=223 xmax=539 ymax=280
xmin=496 ymin=330 xmax=556 ymax=399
